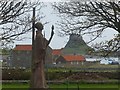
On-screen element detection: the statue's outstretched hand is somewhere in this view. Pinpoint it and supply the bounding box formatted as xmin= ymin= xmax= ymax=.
xmin=51 ymin=25 xmax=54 ymax=36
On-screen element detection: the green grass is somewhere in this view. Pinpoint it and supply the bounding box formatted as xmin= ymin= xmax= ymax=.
xmin=50 ymin=83 xmax=119 ymax=88
xmin=1 ymin=83 xmax=119 ymax=89
xmin=1 ymin=83 xmax=28 ymax=88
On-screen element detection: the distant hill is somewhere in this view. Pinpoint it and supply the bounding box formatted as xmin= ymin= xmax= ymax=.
xmin=61 ymin=34 xmax=94 ymax=55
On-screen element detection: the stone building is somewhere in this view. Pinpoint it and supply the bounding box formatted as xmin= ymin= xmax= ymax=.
xmin=10 ymin=45 xmax=52 ymax=68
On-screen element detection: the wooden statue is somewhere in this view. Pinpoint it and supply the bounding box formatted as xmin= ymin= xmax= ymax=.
xmin=32 ymin=22 xmax=54 ymax=88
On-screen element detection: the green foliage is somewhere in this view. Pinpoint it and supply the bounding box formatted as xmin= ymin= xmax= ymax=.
xmin=2 ymin=67 xmax=119 ymax=81
xmin=46 ymin=71 xmax=71 ymax=81
xmin=2 ymin=69 xmax=30 ymax=80
xmin=1 ymin=48 xmax=10 ymax=55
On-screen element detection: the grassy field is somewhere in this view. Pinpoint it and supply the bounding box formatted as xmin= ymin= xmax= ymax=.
xmin=1 ymin=63 xmax=119 ymax=90
xmin=1 ymin=83 xmax=119 ymax=89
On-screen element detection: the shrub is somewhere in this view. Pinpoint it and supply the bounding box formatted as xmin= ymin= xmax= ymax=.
xmin=2 ymin=68 xmax=30 ymax=80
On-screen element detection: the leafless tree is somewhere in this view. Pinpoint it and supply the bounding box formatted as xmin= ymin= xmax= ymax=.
xmin=53 ymin=1 xmax=120 ymax=34
xmin=0 ymin=0 xmax=45 ymax=47
xmin=52 ymin=1 xmax=120 ymax=53
xmin=93 ymin=34 xmax=120 ymax=56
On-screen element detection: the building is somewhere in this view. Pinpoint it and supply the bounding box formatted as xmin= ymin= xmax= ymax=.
xmin=10 ymin=45 xmax=52 ymax=68
xmin=56 ymin=55 xmax=86 ymax=65
xmin=52 ymin=49 xmax=62 ymax=63
xmin=52 ymin=49 xmax=62 ymax=56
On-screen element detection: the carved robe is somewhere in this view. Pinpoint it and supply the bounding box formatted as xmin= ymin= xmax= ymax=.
xmin=33 ymin=30 xmax=47 ymax=88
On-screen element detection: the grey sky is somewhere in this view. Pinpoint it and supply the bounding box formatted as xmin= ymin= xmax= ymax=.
xmin=14 ymin=2 xmax=118 ymax=49
xmin=14 ymin=2 xmax=69 ymax=49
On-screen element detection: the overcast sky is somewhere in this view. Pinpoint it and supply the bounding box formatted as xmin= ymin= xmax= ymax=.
xmin=14 ymin=1 xmax=118 ymax=49
xmin=14 ymin=2 xmax=70 ymax=49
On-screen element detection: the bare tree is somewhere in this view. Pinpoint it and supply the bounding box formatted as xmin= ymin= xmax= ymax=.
xmin=93 ymin=34 xmax=120 ymax=56
xmin=0 ymin=0 xmax=45 ymax=47
xmin=53 ymin=1 xmax=120 ymax=34
xmin=52 ymin=1 xmax=120 ymax=53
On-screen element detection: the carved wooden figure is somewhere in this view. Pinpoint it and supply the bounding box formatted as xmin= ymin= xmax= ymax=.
xmin=32 ymin=22 xmax=54 ymax=88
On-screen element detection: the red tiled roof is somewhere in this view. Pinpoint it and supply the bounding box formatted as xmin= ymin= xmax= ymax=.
xmin=52 ymin=49 xmax=62 ymax=55
xmin=63 ymin=55 xmax=86 ymax=62
xmin=14 ymin=45 xmax=32 ymax=51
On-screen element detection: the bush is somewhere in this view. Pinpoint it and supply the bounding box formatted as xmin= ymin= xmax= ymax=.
xmin=2 ymin=68 xmax=30 ymax=80
xmin=2 ymin=68 xmax=119 ymax=82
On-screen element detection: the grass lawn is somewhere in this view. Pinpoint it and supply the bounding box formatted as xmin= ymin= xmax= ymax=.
xmin=50 ymin=83 xmax=119 ymax=89
xmin=1 ymin=83 xmax=119 ymax=89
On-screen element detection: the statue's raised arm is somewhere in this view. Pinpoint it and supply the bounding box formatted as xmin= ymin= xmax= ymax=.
xmin=46 ymin=25 xmax=54 ymax=47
